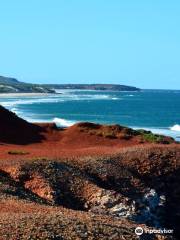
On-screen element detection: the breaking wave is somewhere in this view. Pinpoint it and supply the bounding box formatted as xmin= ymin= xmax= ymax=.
xmin=170 ymin=124 xmax=180 ymax=132
xmin=53 ymin=117 xmax=76 ymax=127
xmin=0 ymin=94 xmax=120 ymax=108
xmin=0 ymin=98 xmax=64 ymax=107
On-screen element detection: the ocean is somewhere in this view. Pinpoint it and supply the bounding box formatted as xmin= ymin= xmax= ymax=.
xmin=0 ymin=89 xmax=180 ymax=141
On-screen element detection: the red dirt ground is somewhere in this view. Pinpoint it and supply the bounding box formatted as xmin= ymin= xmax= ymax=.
xmin=0 ymin=122 xmax=148 ymax=162
xmin=0 ymin=106 xmax=179 ymax=239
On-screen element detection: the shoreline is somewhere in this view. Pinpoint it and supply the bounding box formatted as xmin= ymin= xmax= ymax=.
xmin=0 ymin=93 xmax=52 ymax=97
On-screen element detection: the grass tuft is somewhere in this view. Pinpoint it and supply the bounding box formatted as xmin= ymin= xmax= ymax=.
xmin=8 ymin=150 xmax=30 ymax=155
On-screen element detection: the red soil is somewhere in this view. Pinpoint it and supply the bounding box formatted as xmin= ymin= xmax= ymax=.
xmin=0 ymin=105 xmax=44 ymax=144
xmin=0 ymin=106 xmax=179 ymax=239
xmin=0 ymin=106 xmax=174 ymax=162
xmin=0 ymin=122 xmax=146 ymax=163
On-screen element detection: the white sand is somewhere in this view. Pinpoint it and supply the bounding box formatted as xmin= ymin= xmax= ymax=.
xmin=0 ymin=93 xmax=51 ymax=98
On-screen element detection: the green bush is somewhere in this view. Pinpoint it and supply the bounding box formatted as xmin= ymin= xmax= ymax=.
xmin=141 ymin=133 xmax=163 ymax=143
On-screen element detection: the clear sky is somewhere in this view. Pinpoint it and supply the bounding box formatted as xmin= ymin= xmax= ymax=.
xmin=0 ymin=0 xmax=180 ymax=89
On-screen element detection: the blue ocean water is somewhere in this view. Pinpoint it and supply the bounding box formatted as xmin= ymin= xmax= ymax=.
xmin=0 ymin=89 xmax=180 ymax=140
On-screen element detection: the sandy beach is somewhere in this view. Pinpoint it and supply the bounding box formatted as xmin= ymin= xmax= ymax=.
xmin=0 ymin=93 xmax=52 ymax=97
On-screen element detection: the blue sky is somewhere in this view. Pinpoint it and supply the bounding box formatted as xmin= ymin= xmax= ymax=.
xmin=0 ymin=0 xmax=180 ymax=89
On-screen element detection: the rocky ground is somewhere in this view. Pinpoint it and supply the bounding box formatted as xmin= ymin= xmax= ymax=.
xmin=0 ymin=105 xmax=179 ymax=239
xmin=0 ymin=145 xmax=179 ymax=240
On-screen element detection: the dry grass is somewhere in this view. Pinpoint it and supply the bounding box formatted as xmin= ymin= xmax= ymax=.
xmin=8 ymin=150 xmax=30 ymax=155
xmin=76 ymin=122 xmax=175 ymax=143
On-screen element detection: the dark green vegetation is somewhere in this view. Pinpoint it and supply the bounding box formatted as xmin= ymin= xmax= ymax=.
xmin=136 ymin=129 xmax=175 ymax=144
xmin=0 ymin=75 xmax=140 ymax=93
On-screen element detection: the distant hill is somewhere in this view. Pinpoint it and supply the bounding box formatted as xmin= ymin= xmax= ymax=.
xmin=44 ymin=84 xmax=140 ymax=91
xmin=0 ymin=76 xmax=55 ymax=93
xmin=0 ymin=76 xmax=19 ymax=85
xmin=0 ymin=75 xmax=140 ymax=93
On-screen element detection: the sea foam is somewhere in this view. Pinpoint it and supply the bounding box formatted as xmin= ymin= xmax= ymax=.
xmin=53 ymin=117 xmax=76 ymax=127
xmin=170 ymin=124 xmax=180 ymax=132
xmin=0 ymin=98 xmax=64 ymax=107
xmin=0 ymin=93 xmax=117 ymax=108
